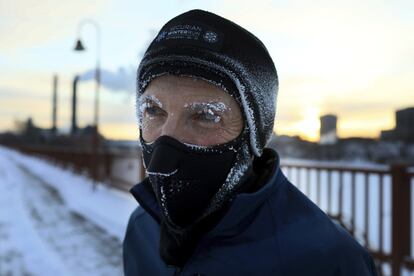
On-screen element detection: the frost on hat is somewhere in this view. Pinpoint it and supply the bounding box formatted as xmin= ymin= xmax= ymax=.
xmin=137 ymin=9 xmax=279 ymax=156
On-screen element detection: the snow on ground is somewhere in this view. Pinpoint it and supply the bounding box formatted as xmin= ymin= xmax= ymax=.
xmin=0 ymin=145 xmax=138 ymax=275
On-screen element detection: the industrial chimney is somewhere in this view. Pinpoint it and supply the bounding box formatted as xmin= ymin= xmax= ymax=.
xmin=71 ymin=75 xmax=79 ymax=135
xmin=51 ymin=74 xmax=58 ymax=134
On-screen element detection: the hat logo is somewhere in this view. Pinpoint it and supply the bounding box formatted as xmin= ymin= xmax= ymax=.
xmin=156 ymin=31 xmax=168 ymax=42
xmin=203 ymin=31 xmax=218 ymax=43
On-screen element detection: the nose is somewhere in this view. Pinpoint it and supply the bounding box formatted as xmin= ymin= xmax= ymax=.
xmin=160 ymin=114 xmax=183 ymax=142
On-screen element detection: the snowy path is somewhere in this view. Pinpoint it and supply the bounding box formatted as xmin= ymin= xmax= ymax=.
xmin=0 ymin=147 xmax=137 ymax=275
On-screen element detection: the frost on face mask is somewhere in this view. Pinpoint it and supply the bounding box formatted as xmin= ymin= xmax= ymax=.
xmin=204 ymin=141 xmax=251 ymax=214
xmin=140 ymin=127 xmax=252 ymax=230
xmin=146 ymin=169 xmax=178 ymax=177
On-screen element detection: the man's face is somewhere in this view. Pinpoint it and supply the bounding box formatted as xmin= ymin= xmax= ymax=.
xmin=139 ymin=74 xmax=244 ymax=146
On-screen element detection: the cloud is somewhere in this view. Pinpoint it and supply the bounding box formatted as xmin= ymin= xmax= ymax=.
xmin=78 ymin=66 xmax=136 ymax=93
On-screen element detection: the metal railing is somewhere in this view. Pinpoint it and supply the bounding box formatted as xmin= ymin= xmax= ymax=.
xmin=6 ymin=144 xmax=139 ymax=191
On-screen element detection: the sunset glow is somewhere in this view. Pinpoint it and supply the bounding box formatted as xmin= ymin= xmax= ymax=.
xmin=1 ymin=0 xmax=413 ymax=142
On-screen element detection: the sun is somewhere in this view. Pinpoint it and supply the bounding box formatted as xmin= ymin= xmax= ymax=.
xmin=296 ymin=107 xmax=321 ymax=142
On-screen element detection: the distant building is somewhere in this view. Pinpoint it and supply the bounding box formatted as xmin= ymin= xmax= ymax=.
xmin=319 ymin=114 xmax=338 ymax=145
xmin=381 ymin=107 xmax=414 ymax=143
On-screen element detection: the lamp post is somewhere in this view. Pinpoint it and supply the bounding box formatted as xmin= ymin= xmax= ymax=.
xmin=74 ymin=19 xmax=101 ymax=133
xmin=73 ymin=19 xmax=101 ymax=190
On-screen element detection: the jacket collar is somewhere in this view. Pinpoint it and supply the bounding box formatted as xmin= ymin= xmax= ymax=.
xmin=206 ymin=148 xmax=286 ymax=237
xmin=130 ymin=177 xmax=161 ymax=224
xmin=130 ymin=148 xmax=287 ymax=236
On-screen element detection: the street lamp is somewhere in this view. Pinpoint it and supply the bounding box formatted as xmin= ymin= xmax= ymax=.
xmin=73 ymin=19 xmax=101 ymax=189
xmin=73 ymin=19 xmax=101 ymax=131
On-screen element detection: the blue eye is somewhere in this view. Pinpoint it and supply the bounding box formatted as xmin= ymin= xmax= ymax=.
xmin=146 ymin=106 xmax=158 ymax=115
xmin=144 ymin=105 xmax=164 ymax=117
xmin=196 ymin=111 xmax=221 ymax=123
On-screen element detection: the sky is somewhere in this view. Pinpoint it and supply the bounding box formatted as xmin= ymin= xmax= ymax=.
xmin=0 ymin=0 xmax=413 ymax=142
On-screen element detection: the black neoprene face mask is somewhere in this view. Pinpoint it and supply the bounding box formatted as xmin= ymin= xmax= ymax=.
xmin=140 ymin=132 xmax=247 ymax=229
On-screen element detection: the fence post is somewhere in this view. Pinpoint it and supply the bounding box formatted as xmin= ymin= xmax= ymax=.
xmin=104 ymin=152 xmax=113 ymax=185
xmin=391 ymin=164 xmax=411 ymax=276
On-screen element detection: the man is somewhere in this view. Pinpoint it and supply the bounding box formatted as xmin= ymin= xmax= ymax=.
xmin=123 ymin=9 xmax=378 ymax=275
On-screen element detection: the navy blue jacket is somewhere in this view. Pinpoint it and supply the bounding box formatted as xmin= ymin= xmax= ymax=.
xmin=123 ymin=151 xmax=378 ymax=275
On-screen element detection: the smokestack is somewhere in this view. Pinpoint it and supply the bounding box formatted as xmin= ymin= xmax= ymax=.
xmin=71 ymin=75 xmax=79 ymax=135
xmin=51 ymin=74 xmax=58 ymax=134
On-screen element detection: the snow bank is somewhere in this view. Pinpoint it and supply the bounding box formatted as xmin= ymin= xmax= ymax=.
xmin=0 ymin=145 xmax=138 ymax=240
xmin=0 ymin=147 xmax=70 ymax=275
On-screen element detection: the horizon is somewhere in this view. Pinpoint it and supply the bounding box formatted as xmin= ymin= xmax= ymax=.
xmin=5 ymin=114 xmax=402 ymax=144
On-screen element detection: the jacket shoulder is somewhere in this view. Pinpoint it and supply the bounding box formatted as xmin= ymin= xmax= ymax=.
xmin=128 ymin=206 xmax=147 ymax=225
xmin=123 ymin=206 xmax=173 ymax=276
xmin=268 ymin=178 xmax=377 ymax=275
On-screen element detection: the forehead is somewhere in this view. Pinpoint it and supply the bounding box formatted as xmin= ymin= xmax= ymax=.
xmin=142 ymin=74 xmax=233 ymax=102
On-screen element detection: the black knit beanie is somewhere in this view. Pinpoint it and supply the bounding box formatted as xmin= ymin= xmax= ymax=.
xmin=136 ymin=9 xmax=278 ymax=157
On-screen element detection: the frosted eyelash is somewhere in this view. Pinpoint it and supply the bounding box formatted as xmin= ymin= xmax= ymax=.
xmin=184 ymin=101 xmax=229 ymax=123
xmin=137 ymin=95 xmax=163 ymax=123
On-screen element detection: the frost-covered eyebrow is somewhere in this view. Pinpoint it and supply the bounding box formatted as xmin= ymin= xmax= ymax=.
xmin=140 ymin=95 xmax=163 ymax=107
xmin=183 ymin=101 xmax=229 ymax=113
xmin=137 ymin=95 xmax=164 ymax=124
